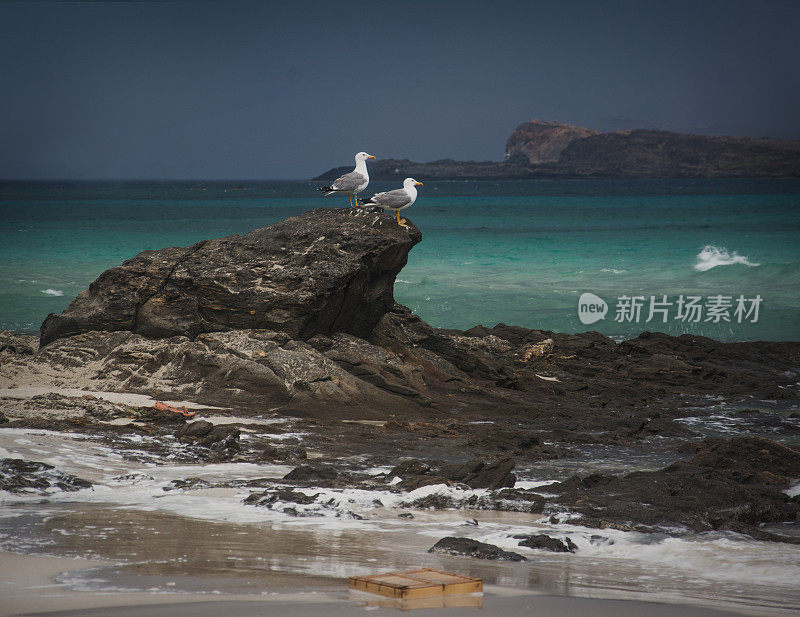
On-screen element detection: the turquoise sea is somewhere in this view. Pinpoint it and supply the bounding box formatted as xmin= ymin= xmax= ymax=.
xmin=1 ymin=179 xmax=798 ymax=342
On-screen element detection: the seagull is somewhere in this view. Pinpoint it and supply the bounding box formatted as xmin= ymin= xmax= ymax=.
xmin=316 ymin=151 xmax=375 ymax=207
xmin=361 ymin=177 xmax=422 ymax=229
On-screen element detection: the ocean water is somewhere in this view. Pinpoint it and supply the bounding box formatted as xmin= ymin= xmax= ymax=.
xmin=1 ymin=179 xmax=799 ymax=341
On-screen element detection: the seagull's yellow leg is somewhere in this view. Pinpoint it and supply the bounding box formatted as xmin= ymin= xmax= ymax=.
xmin=396 ymin=211 xmax=409 ymax=229
xmin=348 ymin=194 xmax=354 ymax=208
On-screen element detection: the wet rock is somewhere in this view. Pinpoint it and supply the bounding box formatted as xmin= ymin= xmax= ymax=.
xmin=390 ymin=457 xmax=516 ymax=490
xmin=397 ymin=512 xmax=414 ymax=519
xmin=244 ymin=487 xmax=319 ymax=507
xmin=514 ymin=534 xmax=577 ymax=553
xmin=178 ymin=420 xmax=214 ymax=438
xmin=0 ymin=458 xmax=91 ymax=494
xmin=136 ymin=407 xmax=188 ymax=425
xmin=548 ymin=437 xmax=800 ymax=540
xmin=282 ymin=464 xmax=339 ymax=484
xmin=202 ymin=425 xmax=240 ymax=450
xmin=469 ymin=430 xmax=571 ymax=459
xmin=405 ymin=493 xmax=460 ymax=510
xmin=177 ymin=421 xmax=239 ymax=451
xmin=258 ymin=444 xmax=307 ymax=462
xmin=441 ymin=457 xmax=516 ymax=489
xmin=428 ymin=536 xmax=527 ymax=561
xmin=479 ymin=489 xmax=546 ymax=513
xmin=163 ymin=477 xmax=211 ymax=491
xmin=0 ymin=411 xmax=8 ymax=425
xmin=40 ymin=208 xmax=421 ymax=346
xmin=389 ymin=460 xmax=436 ymax=478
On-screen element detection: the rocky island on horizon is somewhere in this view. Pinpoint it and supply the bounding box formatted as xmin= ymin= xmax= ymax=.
xmin=313 ymin=119 xmax=800 ymax=181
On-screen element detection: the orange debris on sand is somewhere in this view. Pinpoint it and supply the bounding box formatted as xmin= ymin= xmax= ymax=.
xmin=152 ymin=401 xmax=196 ymax=417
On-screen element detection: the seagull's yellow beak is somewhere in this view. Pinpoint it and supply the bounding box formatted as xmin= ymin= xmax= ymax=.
xmin=415 ymin=181 xmax=423 ymax=186
xmin=368 ymin=155 xmax=376 ymax=159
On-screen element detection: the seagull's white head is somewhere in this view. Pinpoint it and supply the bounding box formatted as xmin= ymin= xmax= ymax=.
xmin=403 ymin=177 xmax=423 ymax=188
xmin=355 ymin=152 xmax=376 ymax=162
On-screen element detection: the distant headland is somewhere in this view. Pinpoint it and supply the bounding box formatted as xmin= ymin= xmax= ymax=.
xmin=312 ymin=120 xmax=800 ymax=181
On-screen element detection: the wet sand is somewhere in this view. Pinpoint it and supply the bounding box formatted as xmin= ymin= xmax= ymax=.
xmin=2 ymin=552 xmax=763 ymax=617
xmin=17 ymin=597 xmax=761 ymax=617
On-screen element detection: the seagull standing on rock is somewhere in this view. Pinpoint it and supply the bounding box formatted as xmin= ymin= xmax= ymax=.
xmin=361 ymin=177 xmax=422 ymax=229
xmin=317 ymin=151 xmax=375 ymax=207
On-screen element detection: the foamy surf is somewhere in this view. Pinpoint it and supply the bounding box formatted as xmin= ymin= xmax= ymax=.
xmin=3 ymin=428 xmax=800 ymax=613
xmin=694 ymin=245 xmax=760 ymax=272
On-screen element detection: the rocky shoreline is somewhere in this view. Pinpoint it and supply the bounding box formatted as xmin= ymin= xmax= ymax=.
xmin=2 ymin=206 xmax=799 ymax=557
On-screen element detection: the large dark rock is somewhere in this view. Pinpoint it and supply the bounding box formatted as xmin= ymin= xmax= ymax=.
xmin=40 ymin=208 xmax=421 ymax=346
xmin=548 ymin=436 xmax=800 ymax=541
xmin=282 ymin=464 xmax=339 ymax=484
xmin=178 ymin=420 xmax=214 ymax=438
xmin=428 ymin=536 xmax=527 ymax=561
xmin=441 ymin=457 xmax=516 ymax=489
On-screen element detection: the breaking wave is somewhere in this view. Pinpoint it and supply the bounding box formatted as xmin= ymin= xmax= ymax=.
xmin=694 ymin=245 xmax=760 ymax=272
xmin=41 ymin=289 xmax=64 ymax=296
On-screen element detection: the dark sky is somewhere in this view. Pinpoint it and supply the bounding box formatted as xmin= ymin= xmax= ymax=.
xmin=1 ymin=0 xmax=799 ymax=180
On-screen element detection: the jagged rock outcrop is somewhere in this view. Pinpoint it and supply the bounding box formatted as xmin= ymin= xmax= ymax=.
xmin=504 ymin=119 xmax=598 ymax=164
xmin=2 ymin=209 xmax=797 ymax=430
xmin=40 ymin=208 xmax=421 ymax=347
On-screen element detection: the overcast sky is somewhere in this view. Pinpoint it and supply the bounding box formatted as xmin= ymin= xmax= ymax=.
xmin=1 ymin=0 xmax=798 ymax=179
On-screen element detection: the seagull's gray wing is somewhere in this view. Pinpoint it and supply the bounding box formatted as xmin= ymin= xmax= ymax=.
xmin=369 ymin=189 xmax=412 ymax=210
xmin=331 ymin=171 xmax=366 ymax=192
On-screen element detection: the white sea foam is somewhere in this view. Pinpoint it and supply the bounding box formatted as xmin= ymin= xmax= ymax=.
xmin=514 ymin=479 xmax=559 ymax=490
xmin=4 ymin=428 xmax=800 ymax=599
xmin=41 ymin=288 xmax=64 ymax=296
xmin=471 ymin=525 xmax=800 ymax=588
xmin=694 ymin=245 xmax=760 ymax=272
xmin=600 ymin=268 xmax=627 ymax=274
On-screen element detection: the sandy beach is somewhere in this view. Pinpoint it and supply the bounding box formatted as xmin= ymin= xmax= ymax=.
xmin=3 ymin=551 xmax=776 ymax=617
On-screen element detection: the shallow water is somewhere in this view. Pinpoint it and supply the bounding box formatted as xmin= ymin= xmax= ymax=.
xmin=2 ymin=428 xmax=799 ymax=615
xmin=2 ymin=178 xmax=799 ymax=341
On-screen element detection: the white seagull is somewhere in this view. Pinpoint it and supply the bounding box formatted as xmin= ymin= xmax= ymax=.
xmin=317 ymin=151 xmax=375 ymax=207
xmin=361 ymin=177 xmax=423 ymax=229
